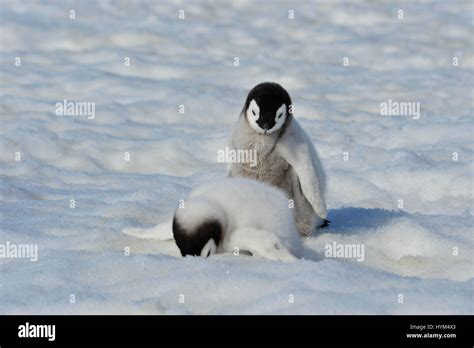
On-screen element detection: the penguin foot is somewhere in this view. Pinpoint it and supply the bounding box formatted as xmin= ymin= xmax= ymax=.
xmin=320 ymin=219 xmax=330 ymax=228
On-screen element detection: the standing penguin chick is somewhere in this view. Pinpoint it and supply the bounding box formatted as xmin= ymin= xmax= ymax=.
xmin=172 ymin=178 xmax=303 ymax=261
xmin=228 ymin=82 xmax=329 ymax=236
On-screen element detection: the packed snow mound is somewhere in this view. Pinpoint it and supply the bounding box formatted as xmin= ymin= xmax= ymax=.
xmin=0 ymin=0 xmax=472 ymax=314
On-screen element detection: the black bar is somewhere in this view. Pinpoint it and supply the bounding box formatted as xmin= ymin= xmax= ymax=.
xmin=0 ymin=315 xmax=472 ymax=347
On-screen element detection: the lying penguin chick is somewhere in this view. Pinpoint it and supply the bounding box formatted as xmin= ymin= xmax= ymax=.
xmin=228 ymin=82 xmax=330 ymax=236
xmin=172 ymin=178 xmax=303 ymax=261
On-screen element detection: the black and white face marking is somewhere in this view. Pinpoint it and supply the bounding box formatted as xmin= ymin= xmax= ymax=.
xmin=247 ymin=100 xmax=287 ymax=135
xmin=172 ymin=217 xmax=222 ymax=257
xmin=243 ymin=82 xmax=292 ymax=135
xmin=200 ymin=239 xmax=217 ymax=257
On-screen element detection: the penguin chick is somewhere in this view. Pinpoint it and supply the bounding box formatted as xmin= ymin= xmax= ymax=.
xmin=228 ymin=82 xmax=329 ymax=236
xmin=172 ymin=177 xmax=302 ymax=261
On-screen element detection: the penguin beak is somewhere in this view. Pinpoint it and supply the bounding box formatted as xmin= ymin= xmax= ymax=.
xmin=262 ymin=124 xmax=270 ymax=134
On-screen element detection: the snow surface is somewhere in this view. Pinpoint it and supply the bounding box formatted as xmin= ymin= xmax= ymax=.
xmin=1 ymin=0 xmax=473 ymax=314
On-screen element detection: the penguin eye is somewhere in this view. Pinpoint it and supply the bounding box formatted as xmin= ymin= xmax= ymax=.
xmin=252 ymin=110 xmax=256 ymax=116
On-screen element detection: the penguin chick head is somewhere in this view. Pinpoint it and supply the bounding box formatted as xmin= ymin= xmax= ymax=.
xmin=243 ymin=82 xmax=292 ymax=135
xmin=172 ymin=198 xmax=225 ymax=258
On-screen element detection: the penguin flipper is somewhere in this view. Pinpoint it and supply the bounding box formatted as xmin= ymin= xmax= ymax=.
xmin=276 ymin=120 xmax=328 ymax=220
